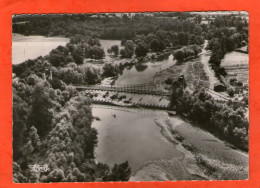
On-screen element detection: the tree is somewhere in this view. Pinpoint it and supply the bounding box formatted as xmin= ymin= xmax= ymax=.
xmin=28 ymin=126 xmax=41 ymax=149
xmin=121 ymin=41 xmax=134 ymax=58
xmin=72 ymin=45 xmax=84 ymax=64
xmin=13 ymin=162 xmax=28 ymax=183
xmin=83 ymin=67 xmax=101 ymax=85
xmin=228 ymin=88 xmax=235 ymax=97
xmin=196 ymin=15 xmax=202 ymax=24
xmin=150 ymin=39 xmax=164 ymax=51
xmin=165 ymin=78 xmax=173 ymax=85
xmin=103 ymin=161 xmax=131 ymax=182
xmin=120 ymin=49 xmax=126 ymax=57
xmin=49 ymin=46 xmax=70 ymax=67
xmin=112 ymin=45 xmax=119 ymax=56
xmin=108 ymin=45 xmax=119 ymax=56
xmin=102 ymin=63 xmax=120 ymax=77
xmin=90 ymin=46 xmax=105 ymax=59
xmin=13 ymin=91 xmax=30 ymax=160
xmin=121 ymin=39 xmax=127 ymax=46
xmin=135 ymin=42 xmax=149 ymax=57
xmin=30 ymin=81 xmax=54 ymax=136
xmin=178 ymin=32 xmax=189 ymax=45
xmin=46 ymin=169 xmax=65 ymax=182
xmin=174 ymin=49 xmax=184 ymax=61
xmin=107 ymin=48 xmax=112 ymax=54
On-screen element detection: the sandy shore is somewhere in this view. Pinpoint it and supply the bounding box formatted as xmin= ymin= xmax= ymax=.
xmin=130 ymin=116 xmax=248 ymax=181
xmin=130 ymin=118 xmax=206 ymax=181
xmin=168 ymin=116 xmax=248 ymax=180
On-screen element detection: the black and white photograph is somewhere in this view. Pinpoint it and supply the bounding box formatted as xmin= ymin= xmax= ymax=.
xmin=12 ymin=11 xmax=249 ymax=183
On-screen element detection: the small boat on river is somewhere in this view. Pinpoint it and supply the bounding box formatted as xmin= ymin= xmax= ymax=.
xmin=111 ymin=101 xmax=134 ymax=107
xmin=167 ymin=110 xmax=176 ymax=116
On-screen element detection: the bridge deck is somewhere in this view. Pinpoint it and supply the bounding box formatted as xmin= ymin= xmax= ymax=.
xmin=75 ymin=85 xmax=171 ymax=96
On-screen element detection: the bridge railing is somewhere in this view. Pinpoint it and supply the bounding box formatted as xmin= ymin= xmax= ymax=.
xmin=73 ymin=83 xmax=171 ymax=96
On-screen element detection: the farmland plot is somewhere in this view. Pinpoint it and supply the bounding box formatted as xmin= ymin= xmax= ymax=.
xmin=221 ymin=51 xmax=249 ymax=85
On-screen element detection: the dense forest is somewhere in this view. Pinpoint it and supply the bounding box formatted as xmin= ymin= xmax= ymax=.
xmin=13 ymin=13 xmax=204 ymax=40
xmin=170 ymin=79 xmax=248 ymax=151
xmin=12 ymin=35 xmax=132 ymax=182
xmin=206 ymin=15 xmax=248 ymax=77
xmin=13 ymin=69 xmax=132 ymax=183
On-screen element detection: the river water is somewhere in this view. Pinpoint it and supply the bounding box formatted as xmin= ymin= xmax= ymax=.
xmin=12 ymin=33 xmax=70 ymax=64
xmin=100 ymin=39 xmax=177 ymax=85
xmin=115 ymin=54 xmax=176 ymax=85
xmin=92 ymin=106 xmax=182 ymax=173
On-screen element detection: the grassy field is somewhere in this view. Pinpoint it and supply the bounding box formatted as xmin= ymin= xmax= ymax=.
xmin=220 ymin=51 xmax=249 ymax=102
xmin=221 ymin=51 xmax=249 ymax=85
xmin=184 ymin=61 xmax=210 ymax=90
xmin=153 ymin=59 xmax=210 ymax=92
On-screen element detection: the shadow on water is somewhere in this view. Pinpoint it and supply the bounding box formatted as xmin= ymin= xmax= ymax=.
xmin=135 ymin=64 xmax=148 ymax=72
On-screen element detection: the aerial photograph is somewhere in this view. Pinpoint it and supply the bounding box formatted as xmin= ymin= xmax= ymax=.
xmin=12 ymin=11 xmax=249 ymax=182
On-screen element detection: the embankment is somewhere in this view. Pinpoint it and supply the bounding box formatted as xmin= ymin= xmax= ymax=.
xmin=131 ymin=116 xmax=248 ymax=181
xmin=130 ymin=118 xmax=207 ymax=181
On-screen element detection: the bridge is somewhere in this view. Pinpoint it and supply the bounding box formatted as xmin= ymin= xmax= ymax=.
xmin=74 ymin=82 xmax=171 ymax=96
xmin=73 ymin=76 xmax=229 ymax=102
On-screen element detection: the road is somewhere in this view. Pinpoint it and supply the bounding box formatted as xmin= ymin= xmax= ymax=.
xmin=199 ymin=40 xmax=218 ymax=90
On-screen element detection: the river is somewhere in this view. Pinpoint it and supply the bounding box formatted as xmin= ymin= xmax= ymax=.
xmin=92 ymin=104 xmax=248 ymax=181
xmin=115 ymin=54 xmax=176 ymax=85
xmin=92 ymin=106 xmax=182 ymax=173
xmin=12 ymin=33 xmax=70 ymax=65
xmin=101 ymin=39 xmax=177 ymax=85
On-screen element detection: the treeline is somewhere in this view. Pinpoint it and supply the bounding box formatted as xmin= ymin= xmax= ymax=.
xmin=14 ymin=34 xmax=104 ymax=69
xmin=12 ymin=31 xmax=132 ymax=182
xmin=13 ymin=34 xmax=107 ymax=87
xmin=173 ymin=45 xmax=202 ymax=61
xmin=13 ymin=13 xmax=207 ymax=61
xmin=12 ymin=58 xmax=125 ymax=90
xmin=133 ymin=30 xmax=204 ymax=56
xmin=107 ymin=30 xmax=205 ymax=59
xmin=13 ymin=59 xmax=102 ymax=89
xmin=12 ymin=13 xmax=206 ymax=41
xmin=13 ymin=74 xmax=131 ymax=183
xmin=50 ymin=34 xmax=104 ymax=66
xmin=206 ymin=15 xmax=248 ymax=77
xmin=170 ymin=80 xmax=248 ymax=151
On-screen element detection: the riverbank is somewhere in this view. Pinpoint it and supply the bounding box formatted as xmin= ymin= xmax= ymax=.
xmin=170 ymin=116 xmax=248 ymax=180
xmin=130 ymin=117 xmax=207 ymax=181
xmin=131 ymin=116 xmax=248 ymax=181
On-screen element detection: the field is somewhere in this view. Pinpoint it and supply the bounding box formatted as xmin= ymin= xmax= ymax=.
xmin=184 ymin=61 xmax=210 ymax=90
xmin=220 ymin=51 xmax=249 ymax=102
xmin=221 ymin=51 xmax=249 ymax=85
xmin=153 ymin=59 xmax=210 ymax=92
